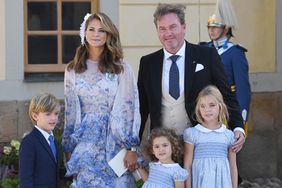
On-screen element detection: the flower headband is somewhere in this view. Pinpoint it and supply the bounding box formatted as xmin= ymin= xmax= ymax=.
xmin=80 ymin=13 xmax=92 ymax=45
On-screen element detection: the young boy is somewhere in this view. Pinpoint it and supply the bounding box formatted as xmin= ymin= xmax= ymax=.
xmin=19 ymin=93 xmax=60 ymax=188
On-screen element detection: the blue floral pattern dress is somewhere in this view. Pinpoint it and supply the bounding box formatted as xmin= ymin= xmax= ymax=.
xmin=183 ymin=124 xmax=235 ymax=188
xmin=62 ymin=59 xmax=141 ymax=188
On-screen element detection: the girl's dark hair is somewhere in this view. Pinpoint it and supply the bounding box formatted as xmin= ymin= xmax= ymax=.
xmin=67 ymin=12 xmax=123 ymax=74
xmin=146 ymin=128 xmax=183 ymax=163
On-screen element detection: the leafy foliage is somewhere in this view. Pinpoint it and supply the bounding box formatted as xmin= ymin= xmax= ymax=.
xmin=0 ymin=177 xmax=19 ymax=188
xmin=0 ymin=140 xmax=20 ymax=188
xmin=135 ymin=179 xmax=144 ymax=188
xmin=0 ymin=140 xmax=20 ymax=170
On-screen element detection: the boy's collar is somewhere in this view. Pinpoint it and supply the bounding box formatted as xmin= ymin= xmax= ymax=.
xmin=35 ymin=125 xmax=54 ymax=140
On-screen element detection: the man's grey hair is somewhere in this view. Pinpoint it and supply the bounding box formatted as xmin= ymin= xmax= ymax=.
xmin=153 ymin=3 xmax=186 ymax=27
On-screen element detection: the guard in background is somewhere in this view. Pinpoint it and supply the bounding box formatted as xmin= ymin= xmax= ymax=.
xmin=200 ymin=0 xmax=251 ymax=137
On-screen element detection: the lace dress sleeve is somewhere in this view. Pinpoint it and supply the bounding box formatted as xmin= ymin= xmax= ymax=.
xmin=108 ymin=61 xmax=141 ymax=149
xmin=62 ymin=68 xmax=81 ymax=153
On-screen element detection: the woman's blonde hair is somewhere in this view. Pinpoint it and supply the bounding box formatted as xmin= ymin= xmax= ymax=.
xmin=195 ymin=85 xmax=229 ymax=125
xmin=146 ymin=128 xmax=182 ymax=163
xmin=29 ymin=93 xmax=60 ymax=125
xmin=67 ymin=12 xmax=123 ymax=74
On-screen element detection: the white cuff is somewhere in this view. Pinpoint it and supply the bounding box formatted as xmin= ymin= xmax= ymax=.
xmin=233 ymin=127 xmax=245 ymax=136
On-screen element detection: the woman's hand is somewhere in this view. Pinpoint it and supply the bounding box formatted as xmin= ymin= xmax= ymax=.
xmin=124 ymin=150 xmax=137 ymax=171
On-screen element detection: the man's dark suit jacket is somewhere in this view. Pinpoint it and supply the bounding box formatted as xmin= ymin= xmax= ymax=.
xmin=137 ymin=41 xmax=243 ymax=138
xmin=19 ymin=127 xmax=59 ymax=188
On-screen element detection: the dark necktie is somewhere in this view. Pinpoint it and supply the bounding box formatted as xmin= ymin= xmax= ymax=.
xmin=169 ymin=55 xmax=180 ymax=99
xmin=48 ymin=135 xmax=57 ymax=160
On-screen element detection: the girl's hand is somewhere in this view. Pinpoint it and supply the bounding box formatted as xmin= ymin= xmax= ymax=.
xmin=175 ymin=181 xmax=185 ymax=188
xmin=137 ymin=165 xmax=148 ymax=181
xmin=124 ymin=150 xmax=137 ymax=171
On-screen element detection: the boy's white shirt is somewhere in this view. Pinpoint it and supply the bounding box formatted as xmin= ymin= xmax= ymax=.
xmin=35 ymin=125 xmax=54 ymax=145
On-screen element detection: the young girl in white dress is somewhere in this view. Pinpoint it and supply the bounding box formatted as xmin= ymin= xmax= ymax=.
xmin=183 ymin=85 xmax=238 ymax=188
xmin=138 ymin=128 xmax=188 ymax=188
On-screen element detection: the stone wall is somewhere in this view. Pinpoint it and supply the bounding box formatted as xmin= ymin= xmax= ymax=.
xmin=238 ymin=92 xmax=282 ymax=179
xmin=1 ymin=92 xmax=282 ymax=179
xmin=0 ymin=101 xmax=32 ymax=142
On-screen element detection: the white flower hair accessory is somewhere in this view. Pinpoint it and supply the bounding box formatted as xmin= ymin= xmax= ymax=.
xmin=80 ymin=13 xmax=92 ymax=45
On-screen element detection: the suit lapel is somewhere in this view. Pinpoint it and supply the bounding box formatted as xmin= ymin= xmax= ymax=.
xmin=55 ymin=140 xmax=60 ymax=163
xmin=151 ymin=50 xmax=164 ymax=105
xmin=184 ymin=42 xmax=197 ymax=99
xmin=32 ymin=128 xmax=57 ymax=163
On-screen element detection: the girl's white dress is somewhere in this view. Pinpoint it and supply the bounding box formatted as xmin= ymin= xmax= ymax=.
xmin=142 ymin=161 xmax=188 ymax=188
xmin=183 ymin=124 xmax=235 ymax=188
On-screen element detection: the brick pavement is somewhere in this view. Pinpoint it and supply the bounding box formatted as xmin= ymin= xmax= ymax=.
xmin=239 ymin=177 xmax=282 ymax=188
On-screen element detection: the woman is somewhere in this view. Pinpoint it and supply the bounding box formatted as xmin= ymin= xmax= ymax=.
xmin=62 ymin=13 xmax=140 ymax=187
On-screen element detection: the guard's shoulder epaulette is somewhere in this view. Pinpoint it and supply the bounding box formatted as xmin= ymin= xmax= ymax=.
xmin=234 ymin=43 xmax=248 ymax=52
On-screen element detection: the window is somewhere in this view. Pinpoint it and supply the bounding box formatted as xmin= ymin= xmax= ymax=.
xmin=24 ymin=0 xmax=99 ymax=81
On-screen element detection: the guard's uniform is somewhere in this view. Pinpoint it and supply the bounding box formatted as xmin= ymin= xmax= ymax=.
xmin=201 ymin=40 xmax=251 ymax=131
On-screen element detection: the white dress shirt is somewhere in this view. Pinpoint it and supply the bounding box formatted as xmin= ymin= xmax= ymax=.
xmin=162 ymin=42 xmax=186 ymax=95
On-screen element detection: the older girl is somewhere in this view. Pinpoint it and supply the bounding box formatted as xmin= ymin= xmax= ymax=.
xmin=184 ymin=85 xmax=237 ymax=188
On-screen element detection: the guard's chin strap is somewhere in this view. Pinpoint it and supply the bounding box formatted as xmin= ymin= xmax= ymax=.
xmin=213 ymin=26 xmax=227 ymax=41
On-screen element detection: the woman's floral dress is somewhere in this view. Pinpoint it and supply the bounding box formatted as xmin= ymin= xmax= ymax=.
xmin=62 ymin=59 xmax=141 ymax=188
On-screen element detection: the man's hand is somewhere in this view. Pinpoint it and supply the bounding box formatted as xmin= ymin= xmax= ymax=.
xmin=124 ymin=150 xmax=137 ymax=171
xmin=232 ymin=131 xmax=245 ymax=153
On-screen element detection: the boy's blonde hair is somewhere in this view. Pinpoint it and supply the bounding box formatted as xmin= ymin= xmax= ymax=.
xmin=195 ymin=85 xmax=229 ymax=125
xmin=29 ymin=93 xmax=60 ymax=125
